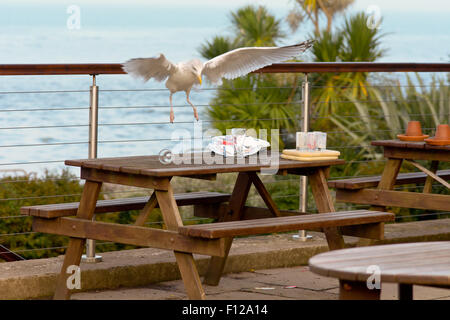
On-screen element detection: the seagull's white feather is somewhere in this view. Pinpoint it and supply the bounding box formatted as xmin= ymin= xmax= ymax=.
xmin=202 ymin=41 xmax=314 ymax=83
xmin=122 ymin=54 xmax=177 ymax=82
xmin=122 ymin=40 xmax=314 ymax=123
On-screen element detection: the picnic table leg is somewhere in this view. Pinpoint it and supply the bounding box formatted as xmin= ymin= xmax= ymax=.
xmin=203 ymin=172 xmax=253 ymax=286
xmin=53 ymin=180 xmax=102 ymax=300
xmin=421 ymin=160 xmax=440 ymax=220
xmin=371 ymin=158 xmax=403 ymax=211
xmin=155 ymin=181 xmax=205 ymax=300
xmin=309 ymin=167 xmax=345 ymax=250
xmin=423 ymin=160 xmax=439 ymax=193
xmin=398 ymin=283 xmax=413 ymax=300
xmin=339 ymin=280 xmax=381 ymax=300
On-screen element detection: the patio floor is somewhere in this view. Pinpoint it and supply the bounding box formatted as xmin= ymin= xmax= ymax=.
xmin=71 ymin=265 xmax=450 ymax=300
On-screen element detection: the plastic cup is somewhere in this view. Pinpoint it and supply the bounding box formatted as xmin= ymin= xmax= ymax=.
xmin=296 ymin=132 xmax=307 ymax=150
xmin=306 ymin=132 xmax=317 ymax=150
xmin=316 ymin=132 xmax=327 ymax=150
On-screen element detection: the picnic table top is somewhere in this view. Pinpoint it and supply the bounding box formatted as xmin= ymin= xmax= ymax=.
xmin=371 ymin=140 xmax=450 ymax=151
xmin=309 ymin=241 xmax=450 ymax=287
xmin=65 ymin=153 xmax=345 ymax=177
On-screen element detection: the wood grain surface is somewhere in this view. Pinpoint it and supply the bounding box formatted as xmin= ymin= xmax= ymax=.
xmin=65 ymin=153 xmax=345 ymax=177
xmin=309 ymin=241 xmax=450 ymax=287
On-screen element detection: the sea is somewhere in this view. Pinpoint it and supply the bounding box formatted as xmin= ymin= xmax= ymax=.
xmin=0 ymin=2 xmax=449 ymax=176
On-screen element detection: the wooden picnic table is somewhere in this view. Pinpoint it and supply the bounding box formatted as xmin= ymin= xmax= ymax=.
xmin=21 ymin=152 xmax=395 ymax=300
xmin=309 ymin=241 xmax=450 ymax=300
xmin=335 ymin=140 xmax=450 ymax=211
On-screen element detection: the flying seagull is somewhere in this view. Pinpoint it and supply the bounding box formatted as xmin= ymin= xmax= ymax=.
xmin=122 ymin=40 xmax=314 ymax=123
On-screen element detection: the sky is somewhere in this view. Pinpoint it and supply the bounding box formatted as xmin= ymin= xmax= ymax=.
xmin=1 ymin=0 xmax=449 ymax=63
xmin=4 ymin=0 xmax=450 ymax=13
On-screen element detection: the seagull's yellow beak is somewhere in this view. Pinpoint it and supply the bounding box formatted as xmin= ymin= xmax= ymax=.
xmin=197 ymin=75 xmax=202 ymax=85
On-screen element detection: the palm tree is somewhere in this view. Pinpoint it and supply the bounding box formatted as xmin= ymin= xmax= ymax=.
xmin=328 ymin=73 xmax=450 ymax=165
xmin=207 ymin=75 xmax=299 ymax=136
xmin=339 ymin=12 xmax=385 ymax=97
xmin=287 ymin=0 xmax=355 ymax=34
xmin=200 ymin=5 xmax=285 ymax=60
xmin=309 ymin=12 xmax=385 ymax=118
xmin=230 ymin=5 xmax=285 ymax=47
xmin=308 ymin=30 xmax=345 ymax=118
xmin=199 ymin=36 xmax=236 ymax=60
xmin=199 ymin=5 xmax=300 ymax=140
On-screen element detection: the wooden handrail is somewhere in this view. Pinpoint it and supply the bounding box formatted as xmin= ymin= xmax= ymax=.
xmin=0 ymin=62 xmax=449 ymax=76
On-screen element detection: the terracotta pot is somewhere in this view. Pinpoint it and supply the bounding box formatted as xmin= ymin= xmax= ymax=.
xmin=434 ymin=124 xmax=450 ymax=140
xmin=405 ymin=121 xmax=423 ymax=136
xmin=397 ymin=121 xmax=429 ymax=141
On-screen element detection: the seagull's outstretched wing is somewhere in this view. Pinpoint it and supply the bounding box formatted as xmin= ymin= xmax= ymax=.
xmin=202 ymin=40 xmax=314 ymax=83
xmin=122 ymin=54 xmax=176 ymax=82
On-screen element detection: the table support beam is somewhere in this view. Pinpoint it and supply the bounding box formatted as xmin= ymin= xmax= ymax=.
xmin=134 ymin=192 xmax=157 ymax=226
xmin=203 ymin=173 xmax=253 ymax=286
xmin=407 ymin=159 xmax=449 ymax=189
xmin=53 ymin=180 xmax=102 ymax=300
xmin=336 ymin=188 xmax=450 ymax=211
xmin=248 ymin=172 xmax=281 ymax=217
xmin=156 ymin=182 xmax=205 ymax=300
xmin=33 ymin=217 xmax=226 ymax=257
xmin=370 ymin=158 xmax=403 ymax=212
xmin=309 ymin=168 xmax=345 ymax=250
xmin=423 ymin=161 xmax=439 ymax=193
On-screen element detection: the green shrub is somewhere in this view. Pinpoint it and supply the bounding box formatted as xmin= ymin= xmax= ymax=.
xmin=0 ymin=170 xmax=85 ymax=260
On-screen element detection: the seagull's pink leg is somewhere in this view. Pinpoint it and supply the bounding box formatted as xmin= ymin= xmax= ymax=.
xmin=169 ymin=93 xmax=174 ymax=123
xmin=186 ymin=92 xmax=199 ymax=121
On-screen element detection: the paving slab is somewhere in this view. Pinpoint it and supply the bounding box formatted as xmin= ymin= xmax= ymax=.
xmin=206 ymin=291 xmax=293 ymax=300
xmin=241 ymin=286 xmax=338 ymax=300
xmin=71 ymin=267 xmax=341 ymax=300
xmin=151 ymin=276 xmax=264 ymax=295
xmin=72 ymin=287 xmax=185 ymax=300
xmin=71 ymin=266 xmax=449 ymax=300
xmin=253 ymin=266 xmax=339 ymax=291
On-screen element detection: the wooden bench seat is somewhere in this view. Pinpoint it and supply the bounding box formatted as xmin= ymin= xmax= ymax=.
xmin=20 ymin=191 xmax=231 ymax=218
xmin=327 ymin=169 xmax=450 ymax=190
xmin=178 ymin=210 xmax=394 ymax=239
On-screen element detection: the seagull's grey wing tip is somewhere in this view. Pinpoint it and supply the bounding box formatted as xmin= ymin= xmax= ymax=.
xmin=305 ymin=39 xmax=316 ymax=47
xmin=283 ymin=39 xmax=316 ymax=51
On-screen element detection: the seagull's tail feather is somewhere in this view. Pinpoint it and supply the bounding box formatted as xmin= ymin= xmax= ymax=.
xmin=122 ymin=59 xmax=151 ymax=81
xmin=122 ymin=54 xmax=175 ymax=82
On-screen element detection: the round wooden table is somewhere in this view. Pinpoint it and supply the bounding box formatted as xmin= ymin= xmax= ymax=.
xmin=309 ymin=241 xmax=450 ymax=300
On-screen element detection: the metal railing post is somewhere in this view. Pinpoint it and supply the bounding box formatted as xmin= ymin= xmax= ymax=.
xmin=294 ymin=73 xmax=312 ymax=241
xmin=82 ymin=74 xmax=103 ymax=263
